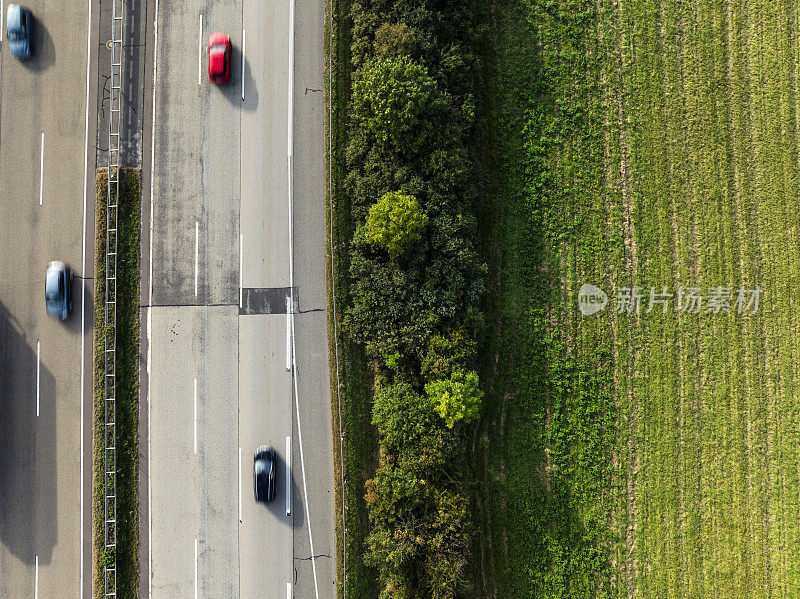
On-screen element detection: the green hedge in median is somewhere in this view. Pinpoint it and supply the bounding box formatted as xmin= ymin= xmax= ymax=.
xmin=93 ymin=168 xmax=141 ymax=599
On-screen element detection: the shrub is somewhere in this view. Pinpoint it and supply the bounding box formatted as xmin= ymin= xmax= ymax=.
xmin=365 ymin=462 xmax=471 ymax=598
xmin=422 ymin=488 xmax=470 ymax=598
xmin=372 ymin=382 xmax=455 ymax=471
xmin=365 ymin=191 xmax=429 ymax=258
xmin=352 ymin=55 xmax=437 ymax=154
xmin=425 ymin=370 xmax=483 ymax=428
xmin=345 ymin=236 xmax=439 ymax=359
xmin=421 ymin=327 xmax=478 ymax=379
xmin=374 ymin=22 xmax=420 ymax=58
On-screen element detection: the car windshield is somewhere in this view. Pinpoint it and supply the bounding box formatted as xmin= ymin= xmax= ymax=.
xmin=45 ymin=270 xmax=62 ymax=301
xmin=8 ymin=29 xmax=24 ymax=41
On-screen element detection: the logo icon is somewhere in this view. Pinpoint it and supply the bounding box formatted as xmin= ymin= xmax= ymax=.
xmin=578 ymin=284 xmax=608 ymax=315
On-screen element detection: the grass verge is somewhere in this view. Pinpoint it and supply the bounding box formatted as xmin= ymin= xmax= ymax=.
xmin=471 ymin=1 xmax=615 ymax=594
xmin=93 ymin=168 xmax=141 ymax=599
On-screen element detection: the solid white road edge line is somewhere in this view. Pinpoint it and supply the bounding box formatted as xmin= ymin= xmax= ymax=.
xmin=194 ymin=378 xmax=198 ymax=454
xmin=39 ymin=131 xmax=44 ymax=206
xmin=36 ymin=340 xmax=40 ymax=417
xmin=81 ymin=0 xmax=93 ymax=591
xmin=286 ymin=297 xmax=291 ymax=372
xmin=241 ymin=29 xmax=245 ymax=101
xmin=239 ymin=234 xmax=243 ymax=308
xmin=148 ymin=0 xmax=161 ymax=596
xmin=238 ymin=447 xmax=242 ymax=522
xmin=198 ymin=14 xmax=202 ymax=87
xmin=287 ymin=582 xmax=292 ymax=599
xmin=35 ymin=554 xmax=38 ymax=599
xmin=291 ymin=310 xmax=319 ymax=599
xmin=285 ymin=435 xmax=291 ymax=516
xmin=194 ymin=221 xmax=199 ymax=297
xmin=1 ymin=0 xmax=4 ymax=42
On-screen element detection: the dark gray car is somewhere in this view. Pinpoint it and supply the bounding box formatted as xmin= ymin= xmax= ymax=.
xmin=254 ymin=445 xmax=276 ymax=503
xmin=45 ymin=261 xmax=72 ymax=320
xmin=6 ymin=4 xmax=33 ymax=60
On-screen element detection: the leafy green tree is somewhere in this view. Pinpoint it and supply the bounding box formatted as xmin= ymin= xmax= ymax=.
xmin=372 ymin=382 xmax=454 ymax=471
xmin=365 ymin=462 xmax=424 ymax=595
xmin=365 ymin=461 xmax=425 ymax=524
xmin=345 ymin=201 xmax=484 ymax=361
xmin=365 ymin=463 xmax=471 ymax=599
xmin=425 ymin=370 xmax=483 ymax=428
xmin=352 ymin=55 xmax=437 ymax=153
xmin=365 ymin=523 xmax=418 ymax=599
xmin=374 ymin=22 xmax=419 ymax=58
xmin=344 ymin=232 xmax=437 ymax=359
xmin=422 ymin=488 xmax=470 ymax=598
xmin=421 ymin=327 xmax=478 ymax=379
xmin=365 ymin=191 xmax=428 ymax=258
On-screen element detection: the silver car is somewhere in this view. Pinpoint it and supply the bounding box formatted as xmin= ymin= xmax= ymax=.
xmin=45 ymin=261 xmax=72 ymax=320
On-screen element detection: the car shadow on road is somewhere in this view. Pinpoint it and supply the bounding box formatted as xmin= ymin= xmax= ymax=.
xmin=22 ymin=16 xmax=55 ymax=73
xmin=256 ymin=451 xmax=295 ymax=526
xmin=64 ymin=276 xmax=89 ymax=337
xmin=0 ymin=300 xmax=57 ymax=565
xmin=213 ymin=46 xmax=258 ymax=112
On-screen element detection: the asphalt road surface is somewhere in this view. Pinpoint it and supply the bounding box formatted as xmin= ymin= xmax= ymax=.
xmin=144 ymin=0 xmax=335 ymax=596
xmin=0 ymin=1 xmax=96 ymax=598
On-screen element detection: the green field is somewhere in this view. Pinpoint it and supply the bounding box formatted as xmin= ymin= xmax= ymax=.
xmin=474 ymin=0 xmax=800 ymax=597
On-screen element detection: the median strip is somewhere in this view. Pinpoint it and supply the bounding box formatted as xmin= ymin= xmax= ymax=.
xmin=93 ymin=167 xmax=141 ymax=599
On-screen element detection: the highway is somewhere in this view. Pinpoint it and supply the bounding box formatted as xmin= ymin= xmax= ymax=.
xmin=143 ymin=0 xmax=335 ymax=596
xmin=0 ymin=0 xmax=96 ymax=598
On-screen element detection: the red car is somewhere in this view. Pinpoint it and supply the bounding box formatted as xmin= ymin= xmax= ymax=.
xmin=207 ymin=32 xmax=231 ymax=84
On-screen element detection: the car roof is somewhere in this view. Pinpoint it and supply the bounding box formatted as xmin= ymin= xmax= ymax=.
xmin=45 ymin=267 xmax=61 ymax=296
xmin=209 ymin=46 xmax=226 ymax=75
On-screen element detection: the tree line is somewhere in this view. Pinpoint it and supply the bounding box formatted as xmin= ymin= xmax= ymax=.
xmin=342 ymin=0 xmax=485 ymax=596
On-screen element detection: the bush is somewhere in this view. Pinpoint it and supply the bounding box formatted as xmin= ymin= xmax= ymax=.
xmin=374 ymin=22 xmax=420 ymax=58
xmin=365 ymin=460 xmax=426 ymax=524
xmin=345 ymin=236 xmax=439 ymax=359
xmin=365 ymin=191 xmax=428 ymax=258
xmin=352 ymin=55 xmax=437 ymax=154
xmin=365 ymin=461 xmax=471 ymax=598
xmin=422 ymin=488 xmax=470 ymax=598
xmin=372 ymin=382 xmax=455 ymax=471
xmin=345 ymin=210 xmax=485 ymax=361
xmin=425 ymin=370 xmax=483 ymax=429
xmin=421 ymin=327 xmax=478 ymax=379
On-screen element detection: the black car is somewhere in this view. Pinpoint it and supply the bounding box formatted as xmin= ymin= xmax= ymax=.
xmin=254 ymin=445 xmax=276 ymax=503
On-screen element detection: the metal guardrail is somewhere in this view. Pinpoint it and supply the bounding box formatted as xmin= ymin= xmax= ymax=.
xmin=104 ymin=0 xmax=124 ymax=596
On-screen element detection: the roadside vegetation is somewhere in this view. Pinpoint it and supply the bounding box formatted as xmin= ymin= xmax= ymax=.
xmin=328 ymin=0 xmax=486 ymax=595
xmin=472 ymin=0 xmax=800 ymax=598
xmin=93 ymin=168 xmax=141 ymax=599
xmin=331 ymin=0 xmax=800 ymax=595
